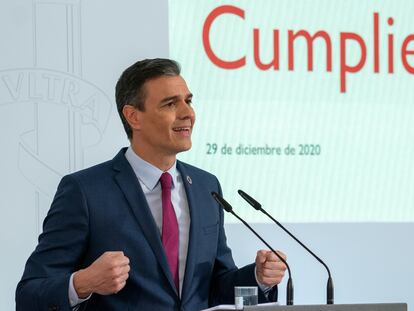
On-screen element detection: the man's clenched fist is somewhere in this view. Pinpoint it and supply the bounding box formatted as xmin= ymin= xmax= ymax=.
xmin=255 ymin=249 xmax=287 ymax=287
xmin=73 ymin=251 xmax=130 ymax=298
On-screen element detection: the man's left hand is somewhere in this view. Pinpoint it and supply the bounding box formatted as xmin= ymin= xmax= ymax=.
xmin=255 ymin=249 xmax=287 ymax=287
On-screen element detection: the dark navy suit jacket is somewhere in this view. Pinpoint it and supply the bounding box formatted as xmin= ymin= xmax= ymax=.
xmin=16 ymin=148 xmax=273 ymax=311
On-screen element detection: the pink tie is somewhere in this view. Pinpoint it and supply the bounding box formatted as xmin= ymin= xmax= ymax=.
xmin=160 ymin=172 xmax=179 ymax=290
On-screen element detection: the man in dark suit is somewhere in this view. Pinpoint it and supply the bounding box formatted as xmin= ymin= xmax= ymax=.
xmin=16 ymin=59 xmax=287 ymax=310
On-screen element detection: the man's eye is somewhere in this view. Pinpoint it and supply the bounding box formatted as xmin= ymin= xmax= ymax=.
xmin=186 ymin=99 xmax=193 ymax=105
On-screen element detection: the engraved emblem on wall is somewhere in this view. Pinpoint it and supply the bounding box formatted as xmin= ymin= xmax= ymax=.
xmin=0 ymin=0 xmax=111 ymax=233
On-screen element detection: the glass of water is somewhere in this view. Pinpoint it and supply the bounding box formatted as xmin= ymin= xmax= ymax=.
xmin=234 ymin=286 xmax=258 ymax=309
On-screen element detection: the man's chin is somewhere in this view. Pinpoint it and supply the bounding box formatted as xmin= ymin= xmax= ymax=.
xmin=176 ymin=142 xmax=192 ymax=154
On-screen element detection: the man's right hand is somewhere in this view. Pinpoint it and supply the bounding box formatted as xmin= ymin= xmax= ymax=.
xmin=73 ymin=251 xmax=130 ymax=298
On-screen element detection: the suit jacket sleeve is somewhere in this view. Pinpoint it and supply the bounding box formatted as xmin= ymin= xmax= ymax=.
xmin=208 ymin=179 xmax=277 ymax=306
xmin=16 ymin=175 xmax=89 ymax=311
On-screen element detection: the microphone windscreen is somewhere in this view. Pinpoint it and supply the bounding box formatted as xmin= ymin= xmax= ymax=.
xmin=238 ymin=189 xmax=261 ymax=210
xmin=211 ymin=192 xmax=233 ymax=212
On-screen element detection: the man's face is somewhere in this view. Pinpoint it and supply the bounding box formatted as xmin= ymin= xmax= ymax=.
xmin=135 ymin=75 xmax=195 ymax=158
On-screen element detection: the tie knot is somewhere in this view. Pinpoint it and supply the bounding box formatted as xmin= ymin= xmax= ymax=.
xmin=160 ymin=172 xmax=173 ymax=190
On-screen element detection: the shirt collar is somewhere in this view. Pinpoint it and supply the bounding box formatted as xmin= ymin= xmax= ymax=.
xmin=125 ymin=146 xmax=178 ymax=191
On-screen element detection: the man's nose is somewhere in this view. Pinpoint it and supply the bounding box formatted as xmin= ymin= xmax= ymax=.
xmin=178 ymin=101 xmax=195 ymax=119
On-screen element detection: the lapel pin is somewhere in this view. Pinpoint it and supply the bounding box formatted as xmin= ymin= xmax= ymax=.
xmin=186 ymin=175 xmax=192 ymax=184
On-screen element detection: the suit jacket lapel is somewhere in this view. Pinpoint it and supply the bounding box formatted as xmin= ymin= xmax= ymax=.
xmin=178 ymin=161 xmax=200 ymax=302
xmin=112 ymin=149 xmax=178 ymax=295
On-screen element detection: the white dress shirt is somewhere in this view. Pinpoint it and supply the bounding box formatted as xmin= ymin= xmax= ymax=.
xmin=124 ymin=146 xmax=191 ymax=294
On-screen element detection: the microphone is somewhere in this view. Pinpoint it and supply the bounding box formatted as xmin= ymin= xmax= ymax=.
xmin=211 ymin=192 xmax=294 ymax=305
xmin=238 ymin=189 xmax=334 ymax=304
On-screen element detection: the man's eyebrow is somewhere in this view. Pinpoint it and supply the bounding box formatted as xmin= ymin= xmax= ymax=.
xmin=160 ymin=93 xmax=193 ymax=103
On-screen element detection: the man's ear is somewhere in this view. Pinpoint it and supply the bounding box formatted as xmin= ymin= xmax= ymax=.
xmin=122 ymin=105 xmax=142 ymax=131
